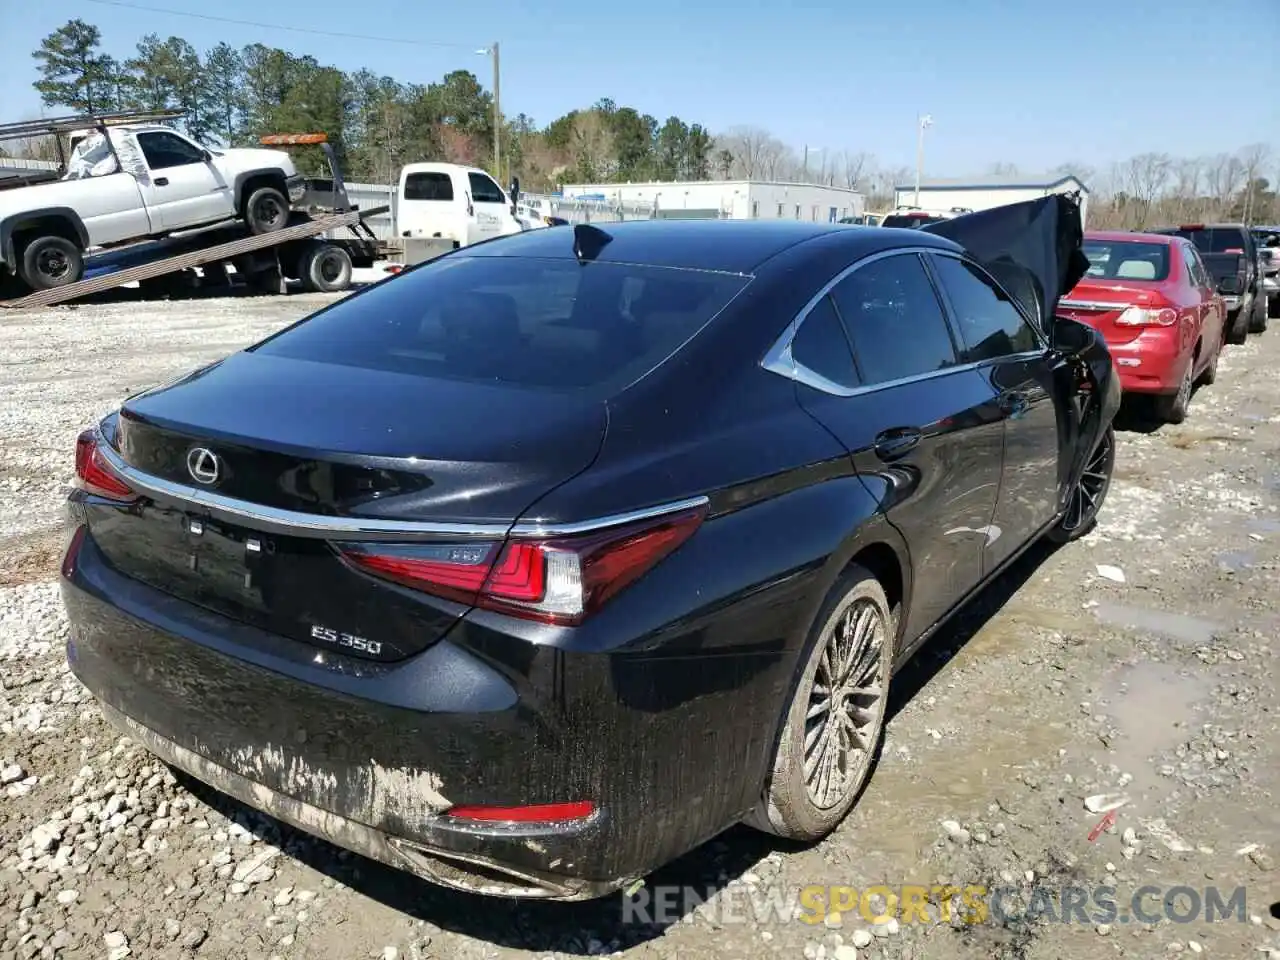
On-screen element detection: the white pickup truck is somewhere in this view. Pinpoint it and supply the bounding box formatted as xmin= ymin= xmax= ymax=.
xmin=0 ymin=124 xmax=305 ymax=290
xmin=396 ymin=162 xmax=528 ymax=245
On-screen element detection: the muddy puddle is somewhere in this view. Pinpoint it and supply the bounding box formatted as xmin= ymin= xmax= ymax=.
xmin=1217 ymin=550 xmax=1256 ymax=573
xmin=1090 ymin=601 xmax=1223 ymax=647
xmin=1092 ymin=660 xmax=1215 ymax=802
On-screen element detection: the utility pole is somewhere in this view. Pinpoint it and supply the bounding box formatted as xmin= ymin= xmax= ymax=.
xmin=492 ymin=41 xmax=500 ymax=184
xmin=914 ymin=113 xmax=933 ymax=206
xmin=478 ymin=43 xmax=501 ymax=182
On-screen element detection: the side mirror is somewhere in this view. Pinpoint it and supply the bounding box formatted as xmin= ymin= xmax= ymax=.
xmin=201 ymin=149 xmax=213 ymax=162
xmin=508 ymin=176 xmax=520 ymax=214
xmin=1217 ymin=276 xmax=1241 ymax=295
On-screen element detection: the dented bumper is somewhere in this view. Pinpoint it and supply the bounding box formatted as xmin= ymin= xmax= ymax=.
xmin=61 ymin=528 xmax=782 ymax=900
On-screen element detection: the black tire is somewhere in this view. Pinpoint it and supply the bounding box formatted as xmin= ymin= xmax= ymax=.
xmin=302 ymin=244 xmax=352 ymax=293
xmin=244 ymin=186 xmax=290 ymax=236
xmin=1046 ymin=424 xmax=1115 ymax=544
xmin=1226 ymin=307 xmax=1249 ymax=345
xmin=1249 ymin=292 xmax=1268 ymax=333
xmin=1155 ymin=358 xmax=1194 ymax=424
xmin=1197 ymin=340 xmax=1219 ymax=386
xmin=18 ymin=235 xmax=83 ymax=290
xmin=744 ymin=565 xmax=892 ymax=841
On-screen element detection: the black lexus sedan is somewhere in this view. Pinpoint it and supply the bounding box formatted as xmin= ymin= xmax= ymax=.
xmin=61 ymin=195 xmax=1120 ymax=901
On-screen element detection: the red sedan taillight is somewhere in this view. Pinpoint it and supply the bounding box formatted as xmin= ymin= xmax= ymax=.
xmin=1114 ymin=306 xmax=1177 ymax=327
xmin=74 ymin=430 xmax=137 ymax=501
xmin=339 ymin=505 xmax=707 ymax=626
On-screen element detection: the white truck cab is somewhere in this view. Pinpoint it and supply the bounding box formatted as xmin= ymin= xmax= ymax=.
xmin=396 ymin=163 xmax=525 ymax=247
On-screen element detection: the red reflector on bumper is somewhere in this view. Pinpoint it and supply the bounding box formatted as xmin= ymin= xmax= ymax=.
xmin=444 ymin=801 xmax=595 ymax=823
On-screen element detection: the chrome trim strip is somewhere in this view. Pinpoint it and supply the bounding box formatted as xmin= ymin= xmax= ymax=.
xmin=760 ymin=246 xmax=1049 ymax=400
xmin=1059 ymin=299 xmax=1120 ymax=311
xmin=93 ymin=428 xmax=709 ymax=541
xmin=509 ymin=496 xmax=709 ymax=538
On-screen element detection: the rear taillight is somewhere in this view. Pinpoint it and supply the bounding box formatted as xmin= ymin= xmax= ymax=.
xmin=1114 ymin=306 xmax=1178 ymax=327
xmin=340 ymin=504 xmax=707 ymax=625
xmin=74 ymin=430 xmax=136 ymax=501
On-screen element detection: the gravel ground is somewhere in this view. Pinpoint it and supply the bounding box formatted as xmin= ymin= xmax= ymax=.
xmin=1 ymin=291 xmax=1278 ymax=960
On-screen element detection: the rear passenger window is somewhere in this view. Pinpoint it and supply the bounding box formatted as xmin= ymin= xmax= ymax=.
xmin=829 ymin=253 xmax=958 ymax=385
xmin=930 ymin=255 xmax=1039 ymax=362
xmin=791 ymin=296 xmax=860 ymax=389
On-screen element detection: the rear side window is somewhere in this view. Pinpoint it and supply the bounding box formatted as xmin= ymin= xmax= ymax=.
xmin=791 ymin=296 xmax=860 ymax=390
xmin=403 ymin=172 xmax=454 ymax=201
xmin=251 ymin=256 xmax=749 ymax=394
xmin=829 ymin=253 xmax=958 ymax=385
xmin=930 ymin=255 xmax=1039 ymax=361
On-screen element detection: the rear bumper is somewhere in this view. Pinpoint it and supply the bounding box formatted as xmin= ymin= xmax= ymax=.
xmin=61 ymin=526 xmax=778 ymax=899
xmin=1100 ymin=327 xmax=1188 ymax=394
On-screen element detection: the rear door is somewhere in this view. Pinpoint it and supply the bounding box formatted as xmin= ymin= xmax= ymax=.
xmin=926 ymin=251 xmax=1062 ymax=573
xmin=786 ymin=250 xmax=1004 ymax=642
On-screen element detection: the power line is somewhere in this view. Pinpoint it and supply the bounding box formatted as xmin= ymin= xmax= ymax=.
xmin=75 ymin=0 xmax=484 ymax=50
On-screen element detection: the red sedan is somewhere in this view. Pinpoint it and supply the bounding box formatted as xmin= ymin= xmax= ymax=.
xmin=1059 ymin=231 xmax=1226 ymax=423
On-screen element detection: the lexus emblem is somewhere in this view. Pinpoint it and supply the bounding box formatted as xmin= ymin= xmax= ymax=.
xmin=186 ymin=447 xmax=220 ymax=485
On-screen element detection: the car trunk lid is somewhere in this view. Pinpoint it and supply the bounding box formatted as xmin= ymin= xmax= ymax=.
xmin=1057 ymin=280 xmax=1170 ymax=345
xmin=924 ymin=193 xmax=1089 ymax=342
xmin=88 ymin=350 xmax=606 ymax=661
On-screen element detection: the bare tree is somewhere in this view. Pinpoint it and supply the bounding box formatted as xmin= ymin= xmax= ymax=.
xmin=987 ymin=161 xmax=1019 ymax=176
xmin=1122 ymin=153 xmax=1172 ymax=228
xmin=1204 ymin=153 xmax=1245 ymax=219
xmin=840 ymin=150 xmax=873 ymax=190
xmin=1169 ymin=157 xmax=1203 ymax=222
xmin=570 ymin=110 xmax=617 ymax=181
xmin=712 ymin=126 xmax=799 ymax=180
xmin=1238 ymin=142 xmax=1273 ymax=224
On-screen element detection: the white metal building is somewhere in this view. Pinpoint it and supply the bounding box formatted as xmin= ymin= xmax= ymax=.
xmin=892 ymin=174 xmax=1090 ymax=225
xmin=561 ymin=180 xmax=866 ymax=222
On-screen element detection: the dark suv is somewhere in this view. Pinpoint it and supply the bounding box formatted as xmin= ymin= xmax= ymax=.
xmin=1152 ymin=223 xmax=1266 ymax=339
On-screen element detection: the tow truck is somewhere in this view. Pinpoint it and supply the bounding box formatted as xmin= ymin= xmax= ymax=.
xmin=0 ymin=111 xmax=386 ymax=309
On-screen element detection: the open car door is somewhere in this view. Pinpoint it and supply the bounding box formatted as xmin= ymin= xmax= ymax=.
xmin=924 ymin=194 xmax=1121 ymax=515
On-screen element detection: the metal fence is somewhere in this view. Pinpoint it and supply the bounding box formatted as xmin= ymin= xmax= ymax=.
xmin=309 ymin=182 xmax=725 ymax=253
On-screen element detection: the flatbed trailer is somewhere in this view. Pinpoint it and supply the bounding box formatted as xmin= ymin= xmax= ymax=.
xmin=0 ymin=121 xmax=388 ymax=309
xmin=0 ymin=204 xmax=388 ymax=309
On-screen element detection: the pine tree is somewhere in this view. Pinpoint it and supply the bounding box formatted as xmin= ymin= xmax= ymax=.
xmin=32 ymin=19 xmax=111 ymax=114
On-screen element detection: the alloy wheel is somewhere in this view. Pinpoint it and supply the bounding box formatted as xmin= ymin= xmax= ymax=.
xmin=1060 ymin=428 xmax=1114 ymax=535
xmin=803 ymin=597 xmax=887 ymax=809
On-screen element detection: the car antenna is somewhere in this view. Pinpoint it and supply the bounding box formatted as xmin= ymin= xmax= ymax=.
xmin=573 ymin=223 xmax=612 ymax=263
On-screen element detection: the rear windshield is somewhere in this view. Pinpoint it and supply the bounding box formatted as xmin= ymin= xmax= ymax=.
xmin=1165 ymin=228 xmax=1247 ymax=254
xmin=251 ymin=255 xmax=750 ymax=393
xmin=882 ymin=214 xmax=944 ymax=229
xmin=1081 ymin=240 xmax=1171 ymax=281
xmin=403 ymin=172 xmax=453 ymax=201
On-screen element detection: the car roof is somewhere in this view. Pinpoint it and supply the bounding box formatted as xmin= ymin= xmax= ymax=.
xmin=1085 ymin=230 xmax=1180 ymax=245
xmin=459 ymin=218 xmax=960 ymax=274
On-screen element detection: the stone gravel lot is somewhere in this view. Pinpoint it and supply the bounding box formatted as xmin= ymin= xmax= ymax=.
xmin=1 ymin=289 xmax=1278 ymax=960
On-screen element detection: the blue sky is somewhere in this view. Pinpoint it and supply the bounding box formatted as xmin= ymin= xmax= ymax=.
xmin=4 ymin=0 xmax=1278 ymax=178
